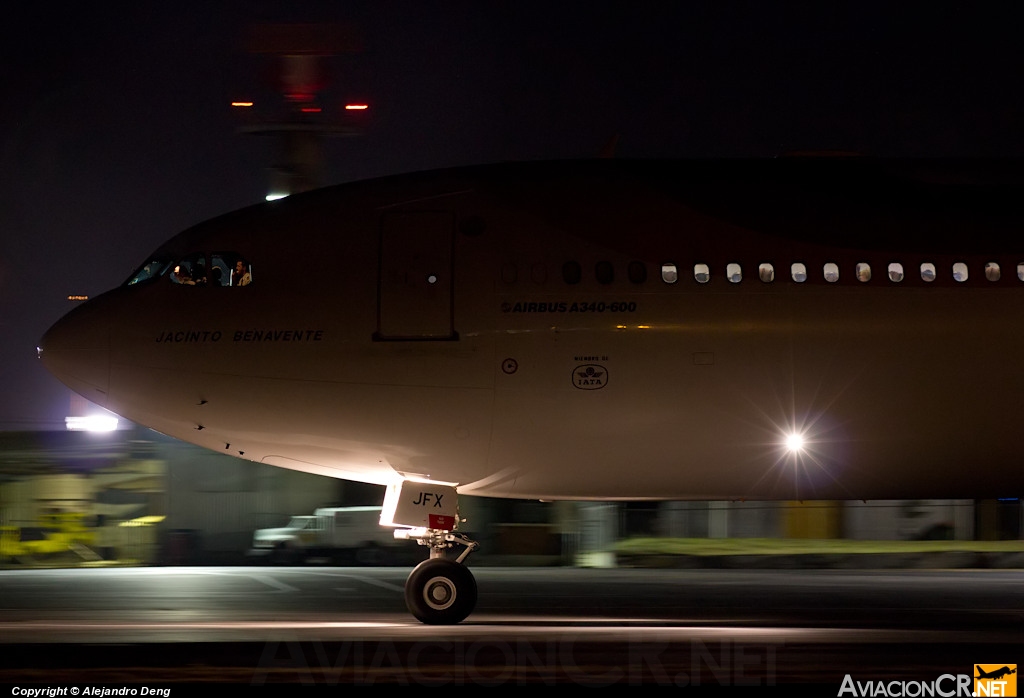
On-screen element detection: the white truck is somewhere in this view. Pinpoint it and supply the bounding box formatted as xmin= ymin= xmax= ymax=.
xmin=250 ymin=506 xmax=401 ymax=564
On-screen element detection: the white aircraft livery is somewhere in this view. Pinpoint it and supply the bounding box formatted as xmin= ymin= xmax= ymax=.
xmin=39 ymin=158 xmax=1024 ymax=623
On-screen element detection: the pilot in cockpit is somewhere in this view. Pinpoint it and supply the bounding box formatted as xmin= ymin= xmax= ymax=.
xmin=233 ymin=260 xmax=252 ymax=287
xmin=172 ymin=264 xmax=195 ymax=285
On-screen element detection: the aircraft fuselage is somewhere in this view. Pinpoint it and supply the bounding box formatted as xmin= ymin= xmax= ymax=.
xmin=41 ymin=159 xmax=1024 ymax=501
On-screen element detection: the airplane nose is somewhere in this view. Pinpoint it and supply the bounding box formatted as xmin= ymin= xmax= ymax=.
xmin=38 ymin=300 xmax=111 ymax=406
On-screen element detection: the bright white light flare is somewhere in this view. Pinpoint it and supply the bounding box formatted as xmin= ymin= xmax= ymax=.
xmin=65 ymin=415 xmax=118 ymax=432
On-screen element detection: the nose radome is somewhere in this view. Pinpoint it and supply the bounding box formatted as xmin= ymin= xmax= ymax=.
xmin=39 ymin=300 xmax=111 ymax=406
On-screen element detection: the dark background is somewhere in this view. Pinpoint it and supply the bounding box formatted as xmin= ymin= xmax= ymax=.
xmin=4 ymin=1 xmax=1023 ymax=429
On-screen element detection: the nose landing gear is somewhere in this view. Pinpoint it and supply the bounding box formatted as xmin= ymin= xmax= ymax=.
xmin=383 ymin=481 xmax=479 ymax=624
xmin=398 ymin=527 xmax=479 ymax=624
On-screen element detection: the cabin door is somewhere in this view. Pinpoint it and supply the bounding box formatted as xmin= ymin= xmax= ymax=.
xmin=376 ymin=210 xmax=456 ymax=340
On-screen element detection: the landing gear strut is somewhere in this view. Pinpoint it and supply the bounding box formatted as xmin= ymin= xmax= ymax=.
xmin=398 ymin=527 xmax=479 ymax=624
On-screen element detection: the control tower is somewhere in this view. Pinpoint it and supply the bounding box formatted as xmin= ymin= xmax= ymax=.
xmin=233 ymin=23 xmax=367 ymax=200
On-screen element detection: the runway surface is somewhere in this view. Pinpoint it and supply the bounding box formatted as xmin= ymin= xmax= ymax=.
xmin=0 ymin=566 xmax=1021 ymax=686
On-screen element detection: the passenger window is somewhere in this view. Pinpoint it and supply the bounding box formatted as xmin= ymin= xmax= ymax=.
xmin=985 ymin=262 xmax=1001 ymax=282
xmin=628 ymin=261 xmax=647 ymax=284
xmin=661 ymin=263 xmax=678 ymax=284
xmin=562 ymin=261 xmax=582 ymax=285
xmin=791 ymin=263 xmax=807 ymax=283
xmin=595 ymin=261 xmax=614 ymax=285
xmin=531 ymin=263 xmax=547 ymax=284
xmin=125 ymin=258 xmax=170 ymax=286
xmin=920 ymin=263 xmax=936 ymax=282
xmin=170 ymin=253 xmax=207 ymax=286
xmin=694 ymin=264 xmax=710 ymax=284
xmin=888 ymin=263 xmax=904 ymax=283
xmin=727 ymin=263 xmax=742 ymax=283
xmin=952 ymin=262 xmax=968 ymax=283
xmin=823 ymin=263 xmax=839 ymax=283
xmin=758 ymin=263 xmax=774 ymax=283
xmin=856 ymin=263 xmax=872 ymax=282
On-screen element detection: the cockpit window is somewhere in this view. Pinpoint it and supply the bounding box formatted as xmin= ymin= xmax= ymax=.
xmin=124 ymin=258 xmax=171 ymax=286
xmin=213 ymin=253 xmax=252 ymax=287
xmin=127 ymin=251 xmax=252 ymax=288
xmin=209 ymin=255 xmax=231 ymax=287
xmin=170 ymin=253 xmax=207 ymax=286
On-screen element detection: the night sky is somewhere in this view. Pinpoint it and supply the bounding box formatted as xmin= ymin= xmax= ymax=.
xmin=3 ymin=2 xmax=1024 ymax=430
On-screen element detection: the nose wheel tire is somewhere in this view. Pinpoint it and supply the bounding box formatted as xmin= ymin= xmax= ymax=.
xmin=405 ymin=558 xmax=477 ymax=625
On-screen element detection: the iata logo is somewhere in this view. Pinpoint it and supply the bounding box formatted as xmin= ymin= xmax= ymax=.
xmin=975 ymin=665 xmax=1017 ymax=697
xmin=573 ymin=364 xmax=607 ymax=390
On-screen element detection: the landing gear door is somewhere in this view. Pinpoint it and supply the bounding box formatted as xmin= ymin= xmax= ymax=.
xmin=381 ymin=481 xmax=459 ymax=530
xmin=376 ymin=211 xmax=456 ymax=340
